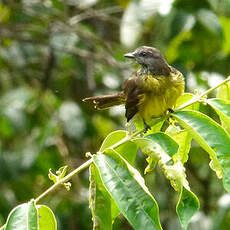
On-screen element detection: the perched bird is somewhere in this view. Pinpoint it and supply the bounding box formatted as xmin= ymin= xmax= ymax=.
xmin=83 ymin=46 xmax=185 ymax=131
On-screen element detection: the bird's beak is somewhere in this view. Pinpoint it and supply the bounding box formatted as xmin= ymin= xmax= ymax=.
xmin=124 ymin=52 xmax=135 ymax=59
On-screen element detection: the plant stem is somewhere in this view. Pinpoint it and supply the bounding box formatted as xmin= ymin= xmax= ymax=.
xmin=110 ymin=130 xmax=143 ymax=149
xmin=109 ymin=118 xmax=163 ymax=150
xmin=176 ymin=76 xmax=230 ymax=111
xmin=16 ymin=76 xmax=230 ymax=206
xmin=35 ymin=122 xmax=154 ymax=204
xmin=35 ymin=118 xmax=164 ymax=203
xmin=0 ymin=159 xmax=95 ymax=228
xmin=35 ymin=158 xmax=93 ymax=203
xmin=10 ymin=77 xmax=230 ymax=206
xmin=200 ymin=76 xmax=230 ymax=97
xmin=3 ymin=78 xmax=229 ymax=229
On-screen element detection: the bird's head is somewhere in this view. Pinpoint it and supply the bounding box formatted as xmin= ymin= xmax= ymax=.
xmin=124 ymin=46 xmax=170 ymax=75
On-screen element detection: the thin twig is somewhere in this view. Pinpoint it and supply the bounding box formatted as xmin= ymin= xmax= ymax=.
xmin=2 ymin=76 xmax=229 ymax=229
xmin=69 ymin=6 xmax=122 ymax=25
xmin=176 ymin=76 xmax=230 ymax=111
xmin=59 ymin=46 xmax=128 ymax=69
xmin=34 ymin=123 xmax=151 ymax=204
xmin=35 ymin=158 xmax=93 ymax=203
xmin=109 ymin=118 xmax=164 ymax=150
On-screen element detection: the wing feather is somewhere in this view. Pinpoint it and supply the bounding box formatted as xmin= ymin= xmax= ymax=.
xmin=123 ymin=75 xmax=142 ymax=122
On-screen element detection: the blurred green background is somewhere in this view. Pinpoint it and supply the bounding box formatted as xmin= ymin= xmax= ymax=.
xmin=1 ymin=0 xmax=230 ymax=229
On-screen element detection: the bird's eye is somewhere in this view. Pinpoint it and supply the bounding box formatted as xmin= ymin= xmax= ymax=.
xmin=141 ymin=52 xmax=147 ymax=57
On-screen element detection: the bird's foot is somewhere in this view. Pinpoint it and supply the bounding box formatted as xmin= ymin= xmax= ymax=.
xmin=167 ymin=108 xmax=174 ymax=113
xmin=143 ymin=121 xmax=151 ymax=133
xmin=166 ymin=109 xmax=177 ymax=127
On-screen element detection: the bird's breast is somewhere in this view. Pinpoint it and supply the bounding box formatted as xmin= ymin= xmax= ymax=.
xmin=137 ymin=73 xmax=184 ymax=121
xmin=141 ymin=74 xmax=167 ymax=93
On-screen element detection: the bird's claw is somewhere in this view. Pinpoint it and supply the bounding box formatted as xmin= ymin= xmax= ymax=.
xmin=144 ymin=121 xmax=151 ymax=133
xmin=167 ymin=108 xmax=174 ymax=113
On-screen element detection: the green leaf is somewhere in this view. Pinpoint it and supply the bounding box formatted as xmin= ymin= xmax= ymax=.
xmin=133 ymin=132 xmax=179 ymax=159
xmin=99 ymin=130 xmax=137 ymax=164
xmin=176 ymin=187 xmax=200 ymax=230
xmin=99 ymin=130 xmax=127 ymax=152
xmin=37 ymin=205 xmax=57 ymax=230
xmin=133 ymin=116 xmax=144 ymax=131
xmin=133 ymin=134 xmax=199 ymax=229
xmin=217 ymin=82 xmax=230 ymax=100
xmin=93 ymin=149 xmax=162 ymax=230
xmin=160 ymin=156 xmax=199 ymax=230
xmin=116 ymin=141 xmax=138 ymax=165
xmin=166 ymin=129 xmax=192 ymax=164
xmin=28 ymin=200 xmax=38 ymax=230
xmin=208 ymin=98 xmax=230 ymax=133
xmin=48 ymin=166 xmax=71 ymax=191
xmin=5 ymin=200 xmax=38 ymax=230
xmin=89 ymin=164 xmax=113 ymax=230
xmin=98 ymin=130 xmax=136 ymax=221
xmin=172 ymin=110 xmax=230 ymax=192
xmin=136 ymin=137 xmax=160 ymax=173
xmin=48 ymin=169 xmax=58 ymax=183
xmin=146 ymin=133 xmax=179 ymax=158
xmin=133 ymin=116 xmax=164 ymax=136
xmin=133 ymin=132 xmax=178 ymax=173
xmin=176 ymin=93 xmax=199 ymax=111
xmin=161 ymin=160 xmax=199 ymax=229
xmin=146 ymin=119 xmax=165 ymax=136
xmin=144 ymin=155 xmax=158 ymax=174
xmin=56 ymin=165 xmax=68 ymax=178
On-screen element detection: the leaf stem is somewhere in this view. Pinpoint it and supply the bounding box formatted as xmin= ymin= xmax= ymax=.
xmin=0 ymin=224 xmax=5 ymax=230
xmin=109 ymin=118 xmax=163 ymax=150
xmin=35 ymin=158 xmax=93 ymax=203
xmin=176 ymin=76 xmax=230 ymax=111
xmin=35 ymin=121 xmax=156 ymax=204
xmin=110 ymin=130 xmax=143 ymax=149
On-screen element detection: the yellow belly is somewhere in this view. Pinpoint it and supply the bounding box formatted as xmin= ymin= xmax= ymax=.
xmin=137 ymin=73 xmax=184 ymax=121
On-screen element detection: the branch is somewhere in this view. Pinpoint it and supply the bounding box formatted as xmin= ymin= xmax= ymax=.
xmin=58 ymin=46 xmax=128 ymax=69
xmin=35 ymin=158 xmax=93 ymax=203
xmin=176 ymin=76 xmax=230 ymax=111
xmin=2 ymin=76 xmax=228 ymax=229
xmin=33 ymin=76 xmax=230 ymax=203
xmin=34 ymin=125 xmax=152 ymax=203
xmin=69 ymin=6 xmax=122 ymax=25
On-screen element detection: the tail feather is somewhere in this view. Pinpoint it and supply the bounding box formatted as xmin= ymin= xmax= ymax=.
xmin=83 ymin=92 xmax=126 ymax=110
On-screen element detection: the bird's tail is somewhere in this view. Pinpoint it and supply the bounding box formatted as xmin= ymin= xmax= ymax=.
xmin=82 ymin=92 xmax=126 ymax=110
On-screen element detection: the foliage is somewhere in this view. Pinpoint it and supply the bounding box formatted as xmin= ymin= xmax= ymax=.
xmin=1 ymin=80 xmax=230 ymax=230
xmin=1 ymin=0 xmax=230 ymax=230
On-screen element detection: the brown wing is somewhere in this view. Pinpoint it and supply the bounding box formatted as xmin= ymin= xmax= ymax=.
xmin=123 ymin=74 xmax=142 ymax=122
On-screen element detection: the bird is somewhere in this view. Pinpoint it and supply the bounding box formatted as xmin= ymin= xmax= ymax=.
xmin=83 ymin=46 xmax=185 ymax=131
